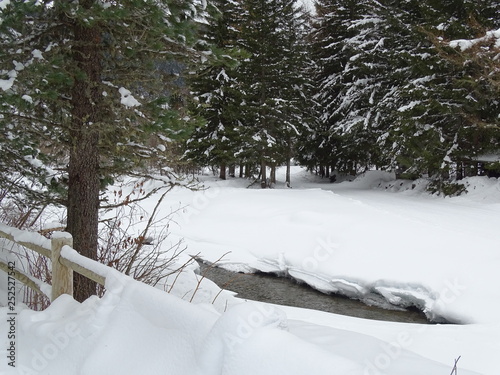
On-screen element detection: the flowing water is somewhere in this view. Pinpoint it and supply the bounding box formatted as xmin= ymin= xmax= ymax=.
xmin=199 ymin=262 xmax=430 ymax=324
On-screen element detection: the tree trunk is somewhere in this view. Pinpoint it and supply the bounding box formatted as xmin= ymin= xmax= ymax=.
xmin=319 ymin=165 xmax=325 ymax=178
xmin=286 ymin=158 xmax=291 ymax=187
xmin=219 ymin=162 xmax=226 ymax=180
xmin=270 ymin=164 xmax=276 ymax=184
xmin=228 ymin=164 xmax=235 ymax=178
xmin=67 ymin=133 xmax=100 ymax=302
xmin=66 ymin=7 xmax=102 ymax=302
xmin=260 ymin=159 xmax=267 ymax=188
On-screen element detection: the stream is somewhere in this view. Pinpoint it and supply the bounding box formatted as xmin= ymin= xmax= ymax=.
xmin=198 ymin=262 xmax=431 ymax=324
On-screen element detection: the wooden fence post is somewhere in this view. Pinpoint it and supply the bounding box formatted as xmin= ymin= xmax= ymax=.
xmin=51 ymin=232 xmax=74 ymax=301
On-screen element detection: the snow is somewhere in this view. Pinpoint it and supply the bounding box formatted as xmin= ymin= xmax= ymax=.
xmin=0 ymin=70 xmax=16 ymax=91
xmin=0 ymin=274 xmax=481 ymax=375
xmin=450 ymin=28 xmax=500 ymax=51
xmin=0 ymin=223 xmax=51 ymax=251
xmin=51 ymin=232 xmax=72 ymax=240
xmin=118 ymin=87 xmax=141 ymax=107
xmin=31 ymin=50 xmax=44 ymax=60
xmin=21 ymin=95 xmax=33 ymax=103
xmin=398 ymin=100 xmax=420 ymax=112
xmin=41 ymin=222 xmax=66 ymax=231
xmin=1 ymin=167 xmax=500 ymax=374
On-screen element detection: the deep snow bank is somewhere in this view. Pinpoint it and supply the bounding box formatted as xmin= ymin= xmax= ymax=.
xmin=1 ymin=168 xmax=498 ymax=374
xmin=0 ymin=270 xmax=480 ymax=375
xmin=167 ymin=169 xmax=500 ymax=325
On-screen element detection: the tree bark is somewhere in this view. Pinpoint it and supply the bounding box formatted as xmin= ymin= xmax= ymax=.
xmin=270 ymin=164 xmax=276 ymax=184
xmin=219 ymin=163 xmax=226 ymax=180
xmin=286 ymin=158 xmax=291 ymax=187
xmin=66 ymin=7 xmax=102 ymax=302
xmin=228 ymin=164 xmax=235 ymax=178
xmin=260 ymin=159 xmax=267 ymax=188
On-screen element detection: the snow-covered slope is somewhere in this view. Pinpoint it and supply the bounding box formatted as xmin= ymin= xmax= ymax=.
xmin=0 ymin=270 xmax=482 ymax=375
xmin=1 ymin=167 xmax=499 ymax=374
xmin=168 ymin=168 xmax=500 ymax=325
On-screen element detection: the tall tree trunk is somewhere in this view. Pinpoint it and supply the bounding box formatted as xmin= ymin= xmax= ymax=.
xmin=228 ymin=164 xmax=235 ymax=177
xmin=66 ymin=6 xmax=102 ymax=302
xmin=219 ymin=163 xmax=226 ymax=180
xmin=319 ymin=165 xmax=325 ymax=178
xmin=260 ymin=159 xmax=267 ymax=188
xmin=270 ymin=164 xmax=276 ymax=184
xmin=67 ymin=133 xmax=100 ymax=302
xmin=285 ymin=135 xmax=292 ymax=188
xmin=286 ymin=158 xmax=291 ymax=187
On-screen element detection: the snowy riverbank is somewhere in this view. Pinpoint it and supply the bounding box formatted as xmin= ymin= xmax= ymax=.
xmin=169 ymin=168 xmax=500 ymax=325
xmin=1 ymin=167 xmax=499 ymax=374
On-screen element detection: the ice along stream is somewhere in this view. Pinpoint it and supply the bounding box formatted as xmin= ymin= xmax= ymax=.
xmin=198 ymin=262 xmax=431 ymax=324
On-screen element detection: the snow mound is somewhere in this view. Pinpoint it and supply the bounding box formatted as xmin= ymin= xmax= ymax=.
xmin=339 ymin=171 xmax=397 ymax=189
xmin=457 ymin=176 xmax=500 ymax=202
xmin=1 ymin=273 xmax=480 ymax=375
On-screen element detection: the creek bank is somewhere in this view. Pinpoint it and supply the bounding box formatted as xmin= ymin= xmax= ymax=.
xmin=197 ymin=261 xmax=436 ymax=324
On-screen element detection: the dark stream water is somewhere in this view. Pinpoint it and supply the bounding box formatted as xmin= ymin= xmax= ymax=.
xmin=199 ymin=262 xmax=430 ymax=324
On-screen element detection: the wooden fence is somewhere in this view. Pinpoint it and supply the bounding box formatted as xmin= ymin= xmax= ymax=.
xmin=0 ymin=224 xmax=106 ymax=302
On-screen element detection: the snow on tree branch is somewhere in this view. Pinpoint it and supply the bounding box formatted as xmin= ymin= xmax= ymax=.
xmin=449 ymin=28 xmax=500 ymax=52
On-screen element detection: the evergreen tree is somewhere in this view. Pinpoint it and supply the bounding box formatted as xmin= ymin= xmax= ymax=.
xmin=185 ymin=0 xmax=247 ymax=180
xmin=387 ymin=0 xmax=500 ymax=179
xmin=0 ymin=0 xmax=200 ymax=300
xmin=185 ymin=0 xmax=313 ymax=186
xmin=238 ymin=0 xmax=312 ymax=186
xmin=296 ymin=0 xmax=337 ymax=175
xmin=307 ymin=0 xmax=500 ymax=183
xmin=267 ymin=2 xmax=314 ymax=186
xmin=307 ymin=0 xmax=394 ymax=175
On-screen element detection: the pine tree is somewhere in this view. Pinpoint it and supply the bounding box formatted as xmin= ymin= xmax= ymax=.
xmin=431 ymin=0 xmax=500 ymax=162
xmin=265 ymin=1 xmax=313 ymax=186
xmin=185 ymin=0 xmax=314 ymax=186
xmin=0 ymin=0 xmax=200 ymax=300
xmin=307 ymin=0 xmax=500 ymax=183
xmin=296 ymin=0 xmax=337 ymax=175
xmin=307 ymin=0 xmax=393 ymax=174
xmin=387 ymin=0 xmax=500 ymax=179
xmin=237 ymin=0 xmax=312 ymax=186
xmin=185 ymin=0 xmax=247 ymax=180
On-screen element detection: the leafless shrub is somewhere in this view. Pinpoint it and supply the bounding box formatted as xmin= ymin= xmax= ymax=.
xmin=449 ymin=356 xmax=461 ymax=375
xmin=0 ymin=191 xmax=55 ymax=310
xmin=22 ymin=250 xmax=51 ymax=310
xmin=97 ymin=181 xmax=193 ymax=295
xmin=188 ymin=252 xmax=231 ymax=303
xmin=1 ymin=175 xmax=205 ymax=308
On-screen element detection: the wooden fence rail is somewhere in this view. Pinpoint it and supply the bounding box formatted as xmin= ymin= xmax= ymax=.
xmin=0 ymin=224 xmax=106 ymax=302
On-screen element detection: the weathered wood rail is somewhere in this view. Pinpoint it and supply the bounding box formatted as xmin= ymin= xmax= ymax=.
xmin=0 ymin=223 xmax=106 ymax=302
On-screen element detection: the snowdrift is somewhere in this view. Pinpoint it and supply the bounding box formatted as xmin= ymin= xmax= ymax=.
xmin=0 ymin=271 xmax=480 ymax=375
xmin=1 ymin=168 xmax=499 ymax=374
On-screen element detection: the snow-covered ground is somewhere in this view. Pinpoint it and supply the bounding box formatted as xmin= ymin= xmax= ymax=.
xmin=1 ymin=167 xmax=499 ymax=374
